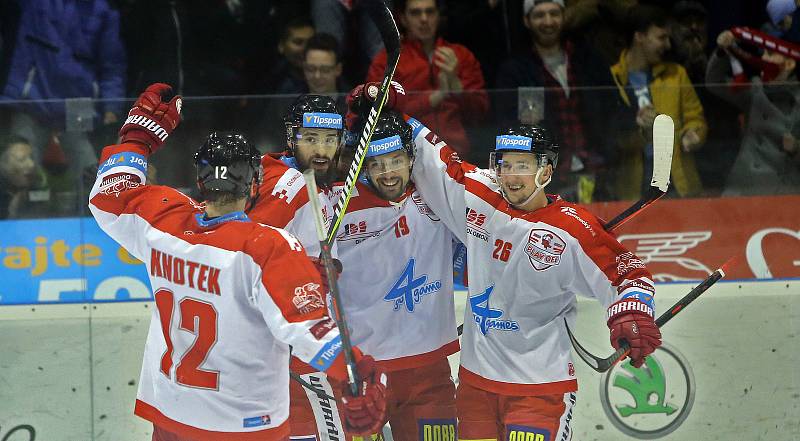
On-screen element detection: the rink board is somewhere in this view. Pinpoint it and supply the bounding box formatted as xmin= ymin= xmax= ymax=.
xmin=1 ymin=280 xmax=798 ymax=441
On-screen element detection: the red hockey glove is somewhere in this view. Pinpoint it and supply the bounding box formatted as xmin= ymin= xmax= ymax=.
xmin=345 ymin=81 xmax=406 ymax=130
xmin=340 ymin=355 xmax=388 ymax=436
xmin=119 ymin=83 xmax=182 ymax=154
xmin=607 ymin=299 xmax=661 ymax=368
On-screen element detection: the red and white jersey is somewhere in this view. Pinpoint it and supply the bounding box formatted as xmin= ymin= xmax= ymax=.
xmin=334 ymin=182 xmax=459 ymax=371
xmin=89 ymin=144 xmax=346 ymax=440
xmin=248 ymin=153 xmax=339 ymax=376
xmin=249 ymin=153 xmax=338 ymax=258
xmin=408 ymin=119 xmax=656 ymax=396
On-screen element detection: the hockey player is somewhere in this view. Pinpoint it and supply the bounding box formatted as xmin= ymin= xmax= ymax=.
xmin=332 ymin=110 xmax=459 ymax=441
xmin=406 ymin=121 xmax=662 ymax=440
xmin=246 ymin=94 xmax=349 ymax=441
xmin=88 ymin=84 xmax=387 ymax=441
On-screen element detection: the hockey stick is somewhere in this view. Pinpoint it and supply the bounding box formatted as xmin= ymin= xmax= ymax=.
xmin=304 ymin=169 xmax=361 ymax=396
xmin=326 ymin=0 xmax=401 ymax=244
xmin=604 ymin=113 xmax=674 ymax=230
xmin=456 ymin=116 xmax=676 ymax=335
xmin=291 ymin=371 xmax=335 ymax=401
xmin=566 ymin=257 xmax=734 ymax=373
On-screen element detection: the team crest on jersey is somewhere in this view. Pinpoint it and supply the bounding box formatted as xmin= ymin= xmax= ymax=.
xmin=525 ymin=229 xmax=566 ymax=271
xmin=292 ymin=282 xmax=325 ymax=314
xmin=469 ymin=285 xmax=518 ymax=335
xmin=466 ymin=208 xmax=489 ymax=242
xmin=412 ymin=193 xmax=440 ymax=221
xmin=99 ymin=173 xmax=143 ymax=196
xmin=384 ymin=258 xmax=442 ymax=313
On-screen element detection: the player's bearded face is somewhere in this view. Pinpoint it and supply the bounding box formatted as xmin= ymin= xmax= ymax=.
xmin=496 ymin=152 xmax=539 ymax=206
xmin=366 ymin=150 xmax=412 ymax=200
xmin=295 ymin=128 xmax=341 ymax=182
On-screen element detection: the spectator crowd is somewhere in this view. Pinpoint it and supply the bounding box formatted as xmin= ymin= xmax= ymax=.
xmin=0 ymin=0 xmax=798 ymax=218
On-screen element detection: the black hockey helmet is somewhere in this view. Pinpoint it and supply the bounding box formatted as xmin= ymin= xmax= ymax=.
xmin=490 ymin=123 xmax=559 ymax=170
xmin=283 ymin=94 xmax=344 ymax=153
xmin=195 ymin=132 xmax=261 ymax=198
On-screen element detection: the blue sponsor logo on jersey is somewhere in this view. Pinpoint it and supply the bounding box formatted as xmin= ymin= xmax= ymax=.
xmin=384 ymin=258 xmax=442 ymax=313
xmin=495 ymin=135 xmax=532 ymax=151
xmin=469 ymin=285 xmax=519 ymax=335
xmin=243 ymin=414 xmax=271 ymax=428
xmin=310 ymin=335 xmax=342 ymax=371
xmin=407 ymin=117 xmax=424 ymax=139
xmin=97 ymin=152 xmax=148 ymax=176
xmin=302 ymin=112 xmax=343 ymax=129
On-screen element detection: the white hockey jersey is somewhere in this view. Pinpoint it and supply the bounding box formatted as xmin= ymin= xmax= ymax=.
xmin=334 ymin=182 xmax=459 ymax=371
xmin=408 ymin=119 xmax=657 ymax=396
xmin=89 ymin=143 xmax=347 ymax=440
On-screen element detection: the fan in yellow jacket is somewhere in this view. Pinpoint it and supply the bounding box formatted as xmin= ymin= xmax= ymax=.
xmin=610 ymin=5 xmax=708 ymax=199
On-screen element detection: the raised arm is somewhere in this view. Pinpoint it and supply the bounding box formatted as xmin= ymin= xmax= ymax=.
xmin=88 ymin=83 xmax=182 ymax=260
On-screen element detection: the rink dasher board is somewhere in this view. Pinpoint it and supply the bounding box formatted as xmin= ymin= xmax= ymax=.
xmin=0 ymin=279 xmax=797 ymax=321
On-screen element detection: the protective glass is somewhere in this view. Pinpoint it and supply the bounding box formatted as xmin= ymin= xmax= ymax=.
xmin=295 ymin=128 xmax=342 ymax=150
xmin=489 ymin=151 xmax=540 ymax=177
xmin=365 ymin=152 xmax=412 ymax=177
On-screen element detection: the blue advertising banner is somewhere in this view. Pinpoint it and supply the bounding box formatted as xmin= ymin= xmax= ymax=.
xmin=0 ymin=217 xmax=151 ymax=305
xmin=0 ymin=217 xmax=469 ymax=305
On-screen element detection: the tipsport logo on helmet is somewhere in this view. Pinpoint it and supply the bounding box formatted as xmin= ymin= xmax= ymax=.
xmin=366 ymin=135 xmax=403 ymax=157
xmin=600 ymin=343 xmax=695 ymax=438
xmin=302 ymin=112 xmax=343 ymax=129
xmin=496 ymin=135 xmax=532 ymax=151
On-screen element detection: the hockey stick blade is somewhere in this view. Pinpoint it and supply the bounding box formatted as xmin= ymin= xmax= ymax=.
xmin=604 ymin=114 xmax=674 ymax=231
xmin=567 ymin=257 xmax=734 ymax=373
xmin=305 ymin=169 xmax=360 ymax=396
xmin=326 ymin=0 xmax=400 ymax=245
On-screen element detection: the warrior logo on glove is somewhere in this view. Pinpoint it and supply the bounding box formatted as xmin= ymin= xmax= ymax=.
xmin=118 ymin=83 xmax=182 ymax=153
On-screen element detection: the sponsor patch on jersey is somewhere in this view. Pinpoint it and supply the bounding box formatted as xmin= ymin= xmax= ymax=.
xmin=408 ymin=117 xmax=424 ymax=139
xmin=293 ymin=282 xmax=325 ymax=314
xmin=243 ymin=414 xmax=271 ymax=428
xmin=310 ymin=335 xmax=343 ymax=371
xmin=618 ymin=279 xmax=656 ymax=296
xmin=384 ymin=258 xmax=442 ymax=313
xmin=469 ymin=285 xmax=519 ymax=335
xmin=560 ymin=206 xmax=596 ymax=236
xmin=98 ymin=152 xmax=148 ymax=176
xmin=505 ymin=424 xmax=550 ymax=441
xmin=99 ymin=172 xmax=143 ymax=196
xmin=302 ymin=112 xmax=343 ymax=129
xmin=336 ymin=220 xmax=381 ymax=244
xmin=272 ymin=169 xmax=306 ymax=204
xmin=412 ymin=193 xmax=440 ymax=221
xmin=466 ymin=208 xmax=489 ymax=242
xmin=418 ymin=418 xmax=456 ymax=441
xmin=525 ymin=229 xmax=566 ymax=270
xmin=616 ymin=252 xmax=647 ymax=276
xmin=310 ymin=317 xmax=337 ymax=340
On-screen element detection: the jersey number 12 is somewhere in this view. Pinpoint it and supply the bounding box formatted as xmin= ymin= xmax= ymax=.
xmin=155 ymin=289 xmax=220 ymax=390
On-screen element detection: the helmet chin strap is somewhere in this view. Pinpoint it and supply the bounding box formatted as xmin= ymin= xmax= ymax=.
xmin=509 ymin=167 xmax=550 ymax=209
